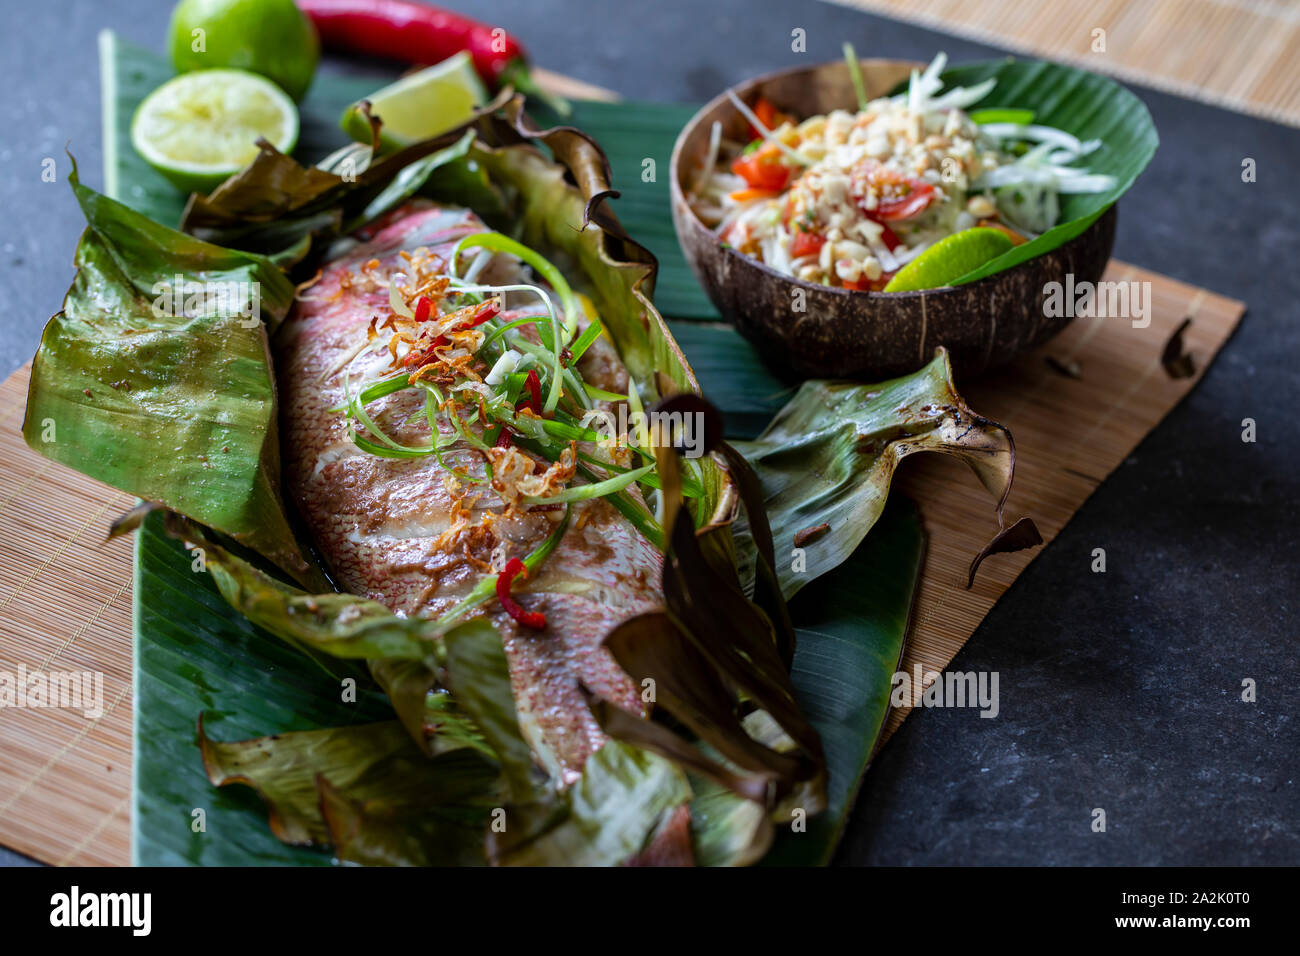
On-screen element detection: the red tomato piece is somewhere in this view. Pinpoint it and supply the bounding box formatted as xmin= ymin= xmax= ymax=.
xmin=731 ymin=144 xmax=791 ymax=191
xmin=791 ymin=230 xmax=825 ymax=258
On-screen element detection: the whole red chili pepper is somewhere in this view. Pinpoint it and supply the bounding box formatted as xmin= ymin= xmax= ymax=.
xmin=296 ymin=0 xmax=569 ymax=113
xmin=496 ymin=557 xmax=545 ymax=629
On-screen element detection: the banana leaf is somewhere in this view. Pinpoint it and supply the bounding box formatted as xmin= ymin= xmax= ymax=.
xmin=198 ymin=718 xmax=500 ymax=865
xmin=735 ymin=350 xmax=1016 ymax=598
xmin=82 ymin=34 xmax=1031 ymax=866
xmin=904 ymin=58 xmax=1158 ymax=286
xmin=20 ymin=163 xmax=320 ymax=588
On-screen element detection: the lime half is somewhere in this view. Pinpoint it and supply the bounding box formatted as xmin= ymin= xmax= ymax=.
xmin=883 ymin=227 xmax=1015 ymax=293
xmin=342 ymin=52 xmax=488 ymax=152
xmin=131 ymin=69 xmax=299 ymax=195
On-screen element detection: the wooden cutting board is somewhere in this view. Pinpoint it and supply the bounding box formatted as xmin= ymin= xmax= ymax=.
xmin=0 ymin=261 xmax=1243 ymax=865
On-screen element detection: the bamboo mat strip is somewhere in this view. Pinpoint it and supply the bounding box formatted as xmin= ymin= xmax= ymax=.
xmin=829 ymin=0 xmax=1300 ymax=128
xmin=531 ymin=67 xmax=621 ymax=103
xmin=0 ymin=260 xmax=1242 ymax=865
xmin=883 ymin=262 xmax=1243 ymax=740
xmin=0 ymin=373 xmax=134 ymax=866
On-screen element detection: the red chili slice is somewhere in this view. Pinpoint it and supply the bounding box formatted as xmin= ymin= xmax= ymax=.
xmin=401 ymin=333 xmax=449 ymax=368
xmin=496 ymin=557 xmax=546 ymax=630
xmin=466 ymin=299 xmax=500 ymax=328
xmin=515 ymin=369 xmax=542 ymax=415
xmin=403 ymin=299 xmax=500 ymax=368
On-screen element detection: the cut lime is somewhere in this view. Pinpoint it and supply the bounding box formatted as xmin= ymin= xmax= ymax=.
xmin=883 ymin=227 xmax=1014 ymax=293
xmin=342 ymin=52 xmax=488 ymax=153
xmin=131 ymin=69 xmax=299 ymax=195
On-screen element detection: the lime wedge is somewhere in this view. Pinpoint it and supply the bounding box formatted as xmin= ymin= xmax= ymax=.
xmin=131 ymin=68 xmax=298 ymax=195
xmin=342 ymin=52 xmax=489 ymax=152
xmin=883 ymin=228 xmax=1015 ymax=293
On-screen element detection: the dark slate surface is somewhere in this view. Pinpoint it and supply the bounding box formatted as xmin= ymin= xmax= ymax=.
xmin=1 ymin=0 xmax=1295 ymax=867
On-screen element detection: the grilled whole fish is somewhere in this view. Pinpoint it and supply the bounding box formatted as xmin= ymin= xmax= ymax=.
xmin=278 ymin=202 xmax=683 ymax=859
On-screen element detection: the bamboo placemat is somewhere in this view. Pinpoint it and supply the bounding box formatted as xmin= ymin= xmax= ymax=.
xmin=0 ymin=373 xmax=134 ymax=867
xmin=884 ymin=263 xmax=1242 ymax=738
xmin=0 ymin=261 xmax=1243 ymax=865
xmin=830 ymin=0 xmax=1300 ymax=128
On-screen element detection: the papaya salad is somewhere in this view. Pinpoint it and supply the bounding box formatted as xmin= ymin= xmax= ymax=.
xmin=688 ymin=52 xmax=1117 ymax=292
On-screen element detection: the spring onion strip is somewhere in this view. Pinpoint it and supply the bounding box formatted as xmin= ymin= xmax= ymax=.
xmin=523 ymin=463 xmax=655 ymax=505
xmin=423 ymin=389 xmax=488 ymax=483
xmin=435 ymin=504 xmax=574 ymax=630
xmin=576 ymin=450 xmax=704 ymax=498
xmin=498 ymin=406 xmax=602 ymax=445
xmin=446 ymin=279 xmax=567 ymax=411
xmin=343 ymin=394 xmax=456 ymax=459
xmin=478 ymin=314 xmax=549 ymax=351
xmin=844 ymin=43 xmax=868 ymax=111
xmin=425 ymin=384 xmax=491 ymax=453
xmin=567 ymin=317 xmax=605 ymax=364
xmin=583 ymin=386 xmax=626 ymax=402
xmin=447 ymin=281 xmax=559 ymax=325
xmin=574 ymin=462 xmax=663 ymax=549
xmin=726 ymin=90 xmax=814 ymax=166
xmin=452 ymin=233 xmax=580 ymax=340
xmin=350 ymin=393 xmax=412 ymax=452
xmin=342 ymin=370 xmax=424 ymax=453
xmin=484 ymin=374 xmax=528 ymax=453
xmin=327 ymin=372 xmax=412 ymax=414
xmin=509 ymin=337 xmax=591 ymax=412
xmin=349 ymin=431 xmax=433 ymax=459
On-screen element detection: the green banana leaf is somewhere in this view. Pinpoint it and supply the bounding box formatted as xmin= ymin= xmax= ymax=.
xmin=736 ymin=350 xmax=1015 ymax=598
xmin=20 ymin=163 xmax=320 ymax=588
xmin=198 ymin=718 xmax=500 ymax=865
xmin=910 ymin=58 xmax=1158 ymax=285
xmin=87 ymin=33 xmax=1027 ymax=866
xmin=528 ymin=99 xmax=718 ymax=319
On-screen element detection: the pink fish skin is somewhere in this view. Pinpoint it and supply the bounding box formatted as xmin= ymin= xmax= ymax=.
xmin=278 ymin=203 xmax=690 ymax=861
